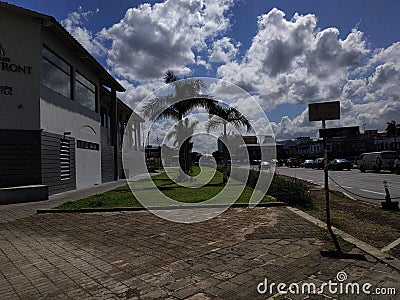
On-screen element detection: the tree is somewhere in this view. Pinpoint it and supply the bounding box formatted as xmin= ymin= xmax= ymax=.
xmin=385 ymin=120 xmax=400 ymax=152
xmin=143 ymin=71 xmax=218 ymax=178
xmin=165 ymin=118 xmax=199 ymax=173
xmin=164 ymin=70 xmax=177 ymax=83
xmin=206 ymin=104 xmax=252 ymax=183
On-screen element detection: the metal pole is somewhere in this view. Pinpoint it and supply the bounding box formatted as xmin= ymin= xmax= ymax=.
xmin=322 ymin=119 xmax=342 ymax=253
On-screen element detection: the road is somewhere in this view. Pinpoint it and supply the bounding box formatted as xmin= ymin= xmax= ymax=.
xmin=275 ymin=166 xmax=400 ymax=206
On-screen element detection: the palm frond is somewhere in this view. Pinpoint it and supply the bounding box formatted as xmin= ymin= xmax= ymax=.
xmin=207 ymin=104 xmax=252 ymax=133
xmin=206 ymin=117 xmax=225 ymax=133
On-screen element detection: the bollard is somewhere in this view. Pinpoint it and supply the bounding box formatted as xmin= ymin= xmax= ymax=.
xmin=381 ymin=181 xmax=399 ymax=211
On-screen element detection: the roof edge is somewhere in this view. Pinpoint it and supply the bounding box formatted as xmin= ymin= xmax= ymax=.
xmin=0 ymin=1 xmax=125 ymax=92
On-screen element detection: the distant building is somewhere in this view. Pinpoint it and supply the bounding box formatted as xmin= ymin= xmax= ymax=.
xmin=217 ymin=135 xmax=276 ymax=163
xmin=276 ymin=125 xmax=399 ymax=161
xmin=276 ymin=140 xmax=297 ymax=159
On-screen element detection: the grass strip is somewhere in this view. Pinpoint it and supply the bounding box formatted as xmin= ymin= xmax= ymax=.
xmin=56 ymin=167 xmax=274 ymax=210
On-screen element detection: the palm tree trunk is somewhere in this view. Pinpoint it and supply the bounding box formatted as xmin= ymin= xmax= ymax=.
xmin=177 ymin=119 xmax=187 ymax=181
xmin=222 ymin=123 xmax=228 ymax=184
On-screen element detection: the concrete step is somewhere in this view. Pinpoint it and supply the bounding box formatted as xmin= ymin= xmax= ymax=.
xmin=0 ymin=185 xmax=48 ymax=204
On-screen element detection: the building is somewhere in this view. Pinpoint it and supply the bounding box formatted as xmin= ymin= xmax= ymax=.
xmin=0 ymin=2 xmax=143 ymax=200
xmin=276 ymin=125 xmax=399 ymax=162
xmin=217 ymin=135 xmax=276 ymax=163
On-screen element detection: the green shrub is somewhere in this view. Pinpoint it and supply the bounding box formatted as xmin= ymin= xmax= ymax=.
xmin=268 ymin=174 xmax=314 ymax=209
xmin=227 ymin=167 xmax=314 ymax=209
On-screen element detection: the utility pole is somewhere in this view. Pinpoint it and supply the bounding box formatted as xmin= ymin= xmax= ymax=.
xmin=309 ymin=101 xmax=342 ymax=254
xmin=322 ymin=119 xmax=342 ymax=253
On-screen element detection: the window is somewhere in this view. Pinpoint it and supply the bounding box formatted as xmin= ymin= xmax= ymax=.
xmin=76 ymin=72 xmax=96 ymax=111
xmin=77 ymin=140 xmax=99 ymax=151
xmin=382 ymin=152 xmax=397 ymax=159
xmin=42 ymin=46 xmax=71 ymax=98
xmin=100 ymin=107 xmax=108 ymax=128
xmin=60 ymin=139 xmax=71 ymax=180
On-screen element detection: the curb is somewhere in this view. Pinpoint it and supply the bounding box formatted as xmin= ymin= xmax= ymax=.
xmin=36 ymin=201 xmax=286 ymax=214
xmin=286 ymin=206 xmax=400 ymax=272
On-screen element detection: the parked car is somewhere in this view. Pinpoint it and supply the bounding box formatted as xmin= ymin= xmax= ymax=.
xmin=394 ymin=159 xmax=400 ymax=175
xmin=356 ymin=151 xmax=398 ymax=172
xmin=312 ymin=158 xmax=325 ymax=169
xmin=277 ymin=159 xmax=285 ymax=167
xmin=250 ymin=159 xmax=262 ymax=166
xmin=260 ymin=161 xmax=272 ymax=170
xmin=286 ymin=158 xmax=301 ymax=167
xmin=301 ymin=159 xmax=314 ymax=168
xmin=328 ymin=158 xmax=352 ymax=171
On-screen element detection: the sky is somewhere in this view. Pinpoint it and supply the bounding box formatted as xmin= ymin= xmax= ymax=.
xmin=6 ymin=0 xmax=400 ymax=143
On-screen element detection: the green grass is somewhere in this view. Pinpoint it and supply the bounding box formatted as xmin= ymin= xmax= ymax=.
xmin=56 ymin=167 xmax=274 ymax=209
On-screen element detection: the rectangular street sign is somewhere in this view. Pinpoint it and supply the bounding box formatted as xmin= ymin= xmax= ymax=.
xmin=308 ymin=101 xmax=340 ymax=121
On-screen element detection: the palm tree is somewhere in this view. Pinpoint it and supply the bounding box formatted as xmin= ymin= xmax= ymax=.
xmin=385 ymin=120 xmax=400 ymax=152
xmin=143 ymin=71 xmax=218 ymax=177
xmin=165 ymin=118 xmax=199 ymax=147
xmin=165 ymin=118 xmax=199 ymax=174
xmin=206 ymin=104 xmax=252 ymax=183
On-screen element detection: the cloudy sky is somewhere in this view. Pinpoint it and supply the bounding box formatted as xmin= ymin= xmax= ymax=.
xmin=8 ymin=0 xmax=400 ymax=142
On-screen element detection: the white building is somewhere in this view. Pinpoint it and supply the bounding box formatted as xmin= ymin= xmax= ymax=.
xmin=0 ymin=2 xmax=143 ymax=201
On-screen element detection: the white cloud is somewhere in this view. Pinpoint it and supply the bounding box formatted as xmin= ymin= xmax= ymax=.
xmin=355 ymin=42 xmax=400 ymax=103
xmin=61 ymin=4 xmax=399 ymax=141
xmin=369 ymin=42 xmax=400 ymax=66
xmin=209 ymin=37 xmax=240 ymax=63
xmin=367 ymin=63 xmax=400 ymax=101
xmin=61 ymin=7 xmax=106 ymax=56
xmin=217 ymin=8 xmax=369 ymax=109
xmin=342 ymin=79 xmax=367 ymax=101
xmin=100 ymin=0 xmax=234 ymax=81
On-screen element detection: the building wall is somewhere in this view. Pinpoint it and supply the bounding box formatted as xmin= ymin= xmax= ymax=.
xmin=40 ymin=96 xmax=102 ymax=189
xmin=0 ymin=129 xmax=41 ymax=188
xmin=0 ymin=4 xmax=133 ymax=194
xmin=0 ymin=9 xmax=41 ymax=130
xmin=40 ymin=24 xmax=103 ymax=190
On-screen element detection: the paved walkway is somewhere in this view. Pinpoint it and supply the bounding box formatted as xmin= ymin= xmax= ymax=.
xmin=0 ymin=180 xmax=128 ymax=223
xmin=0 ymin=206 xmax=399 ymax=299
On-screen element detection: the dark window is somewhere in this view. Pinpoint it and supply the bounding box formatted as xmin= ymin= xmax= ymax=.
xmin=76 ymin=72 xmax=96 ymax=111
xmin=77 ymin=140 xmax=99 ymax=151
xmin=100 ymin=107 xmax=108 ymax=128
xmin=382 ymin=152 xmax=397 ymax=159
xmin=42 ymin=46 xmax=71 ymax=98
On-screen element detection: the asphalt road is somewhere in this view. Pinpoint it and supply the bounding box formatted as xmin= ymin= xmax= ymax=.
xmin=275 ymin=166 xmax=400 ymax=206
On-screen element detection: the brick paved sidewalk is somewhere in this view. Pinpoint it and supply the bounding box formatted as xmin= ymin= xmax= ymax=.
xmin=0 ymin=207 xmax=399 ymax=299
xmin=0 ymin=180 xmax=129 ymax=223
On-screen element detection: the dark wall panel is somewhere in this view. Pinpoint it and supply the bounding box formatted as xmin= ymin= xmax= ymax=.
xmin=0 ymin=129 xmax=41 ymax=188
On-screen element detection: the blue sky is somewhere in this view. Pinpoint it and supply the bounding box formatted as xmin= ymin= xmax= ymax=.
xmin=6 ymin=0 xmax=400 ymax=140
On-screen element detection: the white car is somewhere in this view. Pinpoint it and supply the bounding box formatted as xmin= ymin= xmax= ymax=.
xmin=260 ymin=161 xmax=271 ymax=170
xmin=357 ymin=151 xmax=398 ymax=172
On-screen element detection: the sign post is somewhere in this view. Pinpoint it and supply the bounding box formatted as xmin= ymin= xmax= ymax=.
xmin=309 ymin=101 xmax=342 ymax=254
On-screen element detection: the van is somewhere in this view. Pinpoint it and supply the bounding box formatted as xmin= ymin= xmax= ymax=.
xmin=357 ymin=151 xmax=398 ymax=172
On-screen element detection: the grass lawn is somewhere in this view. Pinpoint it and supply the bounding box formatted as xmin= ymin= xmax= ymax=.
xmin=56 ymin=167 xmax=275 ymax=210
